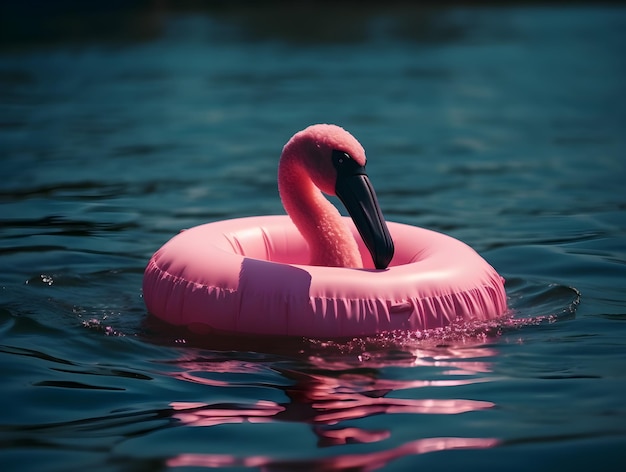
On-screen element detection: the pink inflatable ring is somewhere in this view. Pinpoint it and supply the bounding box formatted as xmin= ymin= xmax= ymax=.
xmin=143 ymin=215 xmax=507 ymax=338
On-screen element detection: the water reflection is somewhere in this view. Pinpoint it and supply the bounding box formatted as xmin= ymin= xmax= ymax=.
xmin=164 ymin=341 xmax=498 ymax=468
xmin=168 ymin=436 xmax=499 ymax=470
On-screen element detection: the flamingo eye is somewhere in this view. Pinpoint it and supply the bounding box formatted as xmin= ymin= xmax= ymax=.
xmin=332 ymin=150 xmax=352 ymax=166
xmin=332 ymin=149 xmax=367 ymax=177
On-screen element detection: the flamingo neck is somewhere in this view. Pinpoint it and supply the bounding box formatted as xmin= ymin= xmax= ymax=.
xmin=278 ymin=152 xmax=363 ymax=268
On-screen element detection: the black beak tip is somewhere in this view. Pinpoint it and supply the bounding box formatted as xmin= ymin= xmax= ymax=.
xmin=373 ymin=237 xmax=394 ymax=270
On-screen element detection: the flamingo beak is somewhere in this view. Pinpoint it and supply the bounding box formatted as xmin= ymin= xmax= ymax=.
xmin=335 ymin=164 xmax=395 ymax=270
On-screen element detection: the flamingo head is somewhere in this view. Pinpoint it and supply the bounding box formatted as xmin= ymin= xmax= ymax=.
xmin=282 ymin=124 xmax=395 ymax=270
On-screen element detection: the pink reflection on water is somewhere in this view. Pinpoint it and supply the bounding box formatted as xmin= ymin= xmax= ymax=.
xmin=168 ymin=436 xmax=499 ymax=470
xmin=170 ymin=393 xmax=492 ymax=430
xmin=170 ymin=400 xmax=285 ymax=427
xmin=168 ymin=359 xmax=270 ymax=387
xmin=165 ymin=340 xmax=498 ymax=460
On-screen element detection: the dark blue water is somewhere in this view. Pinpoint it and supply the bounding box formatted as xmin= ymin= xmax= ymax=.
xmin=1 ymin=4 xmax=625 ymax=471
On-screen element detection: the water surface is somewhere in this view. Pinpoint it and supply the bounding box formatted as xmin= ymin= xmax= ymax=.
xmin=1 ymin=4 xmax=625 ymax=471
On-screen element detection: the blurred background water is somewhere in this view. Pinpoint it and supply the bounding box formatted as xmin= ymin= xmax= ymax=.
xmin=1 ymin=2 xmax=625 ymax=471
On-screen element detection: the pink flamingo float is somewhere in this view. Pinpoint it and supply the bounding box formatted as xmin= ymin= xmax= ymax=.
xmin=143 ymin=124 xmax=507 ymax=337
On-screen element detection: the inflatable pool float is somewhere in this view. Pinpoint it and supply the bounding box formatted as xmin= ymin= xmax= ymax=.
xmin=143 ymin=124 xmax=507 ymax=337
